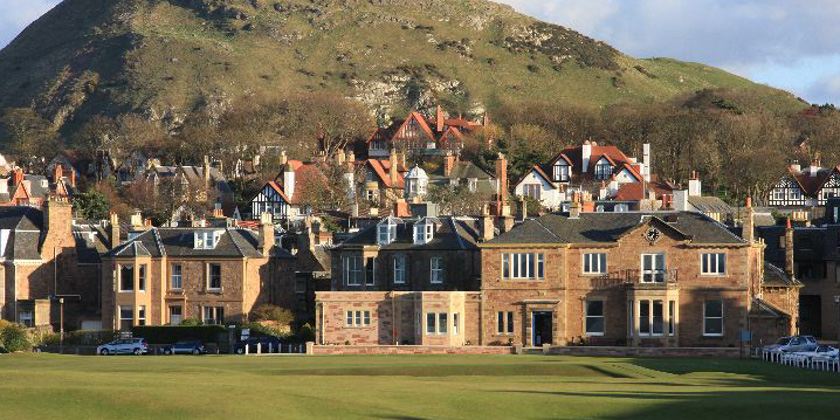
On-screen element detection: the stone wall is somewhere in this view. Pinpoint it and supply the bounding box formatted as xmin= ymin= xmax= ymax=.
xmin=544 ymin=346 xmax=742 ymax=358
xmin=311 ymin=344 xmax=514 ymax=355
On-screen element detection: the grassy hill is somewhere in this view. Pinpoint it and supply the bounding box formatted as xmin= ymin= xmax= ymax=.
xmin=0 ymin=0 xmax=806 ymax=142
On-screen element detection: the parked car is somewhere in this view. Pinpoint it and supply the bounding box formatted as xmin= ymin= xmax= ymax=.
xmin=764 ymin=336 xmax=818 ymax=353
xmin=234 ymin=336 xmax=282 ymax=354
xmin=795 ymin=344 xmax=839 ymax=359
xmin=162 ymin=341 xmax=206 ymax=355
xmin=97 ymin=338 xmax=148 ymax=355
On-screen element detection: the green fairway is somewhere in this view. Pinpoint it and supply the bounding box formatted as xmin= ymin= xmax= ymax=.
xmin=0 ymin=353 xmax=838 ymax=419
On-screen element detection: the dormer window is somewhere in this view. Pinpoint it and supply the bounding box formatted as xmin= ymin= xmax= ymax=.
xmin=377 ymin=217 xmax=398 ymax=246
xmin=468 ymin=178 xmax=478 ymax=192
xmin=194 ymin=230 xmax=221 ymax=249
xmin=595 ymin=159 xmax=612 ymax=180
xmin=553 ymin=162 xmax=570 ymax=182
xmin=414 ymin=220 xmax=434 ymax=245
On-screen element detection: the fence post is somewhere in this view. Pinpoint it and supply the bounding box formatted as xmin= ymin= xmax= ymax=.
xmin=257 ymin=342 xmax=261 ymax=354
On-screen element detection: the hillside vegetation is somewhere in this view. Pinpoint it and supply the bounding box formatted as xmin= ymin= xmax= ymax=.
xmin=0 ymin=0 xmax=805 ymax=143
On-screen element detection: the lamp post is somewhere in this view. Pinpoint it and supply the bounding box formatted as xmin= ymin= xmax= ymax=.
xmin=59 ymin=297 xmax=65 ymax=353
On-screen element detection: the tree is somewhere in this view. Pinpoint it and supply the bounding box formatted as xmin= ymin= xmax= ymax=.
xmin=0 ymin=108 xmax=60 ymax=171
xmin=427 ymin=183 xmax=490 ymax=216
xmin=73 ymin=190 xmax=110 ymax=221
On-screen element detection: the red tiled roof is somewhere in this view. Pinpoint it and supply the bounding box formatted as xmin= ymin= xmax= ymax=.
xmin=366 ymin=159 xmax=407 ymax=189
xmin=267 ymin=180 xmax=291 ymax=203
xmin=787 ymin=166 xmax=839 ymax=197
xmin=614 ymin=178 xmax=675 ymax=201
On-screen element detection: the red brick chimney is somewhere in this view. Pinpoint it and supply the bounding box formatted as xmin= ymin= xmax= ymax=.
xmin=785 ymin=217 xmax=795 ymax=279
xmin=743 ymin=197 xmax=755 ymax=244
xmin=12 ymin=168 xmax=23 ymax=186
xmin=394 ymin=198 xmax=411 ymax=217
xmin=443 ymin=153 xmax=456 ymax=176
xmin=436 ymin=105 xmax=444 ymax=133
xmin=494 ymin=153 xmax=508 ymax=215
xmin=53 ymin=164 xmax=63 ymax=184
xmin=69 ymin=169 xmax=76 ymax=188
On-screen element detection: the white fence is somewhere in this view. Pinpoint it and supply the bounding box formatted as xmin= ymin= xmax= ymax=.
xmin=761 ymin=349 xmax=840 ymax=373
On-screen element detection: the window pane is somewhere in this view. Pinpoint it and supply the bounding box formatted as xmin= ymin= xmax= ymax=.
xmin=702 ymin=255 xmax=708 ymax=273
xmin=652 ymin=301 xmax=663 ymax=334
xmin=639 ymin=301 xmax=650 ymax=334
xmin=668 ymin=301 xmax=675 ymax=335
xmin=587 ymin=301 xmax=604 ymax=316
xmin=507 ymin=311 xmax=514 ymax=334
xmin=497 ymin=311 xmax=504 ymax=334
xmin=347 ymin=311 xmax=353 ymax=326
xmin=586 ymin=317 xmax=604 ymax=334
xmin=355 ymin=311 xmax=362 ymax=326
xmin=705 ymin=300 xmax=722 ymax=318
xmin=718 ymin=254 xmax=725 ymax=273
xmin=705 ymin=319 xmax=723 ymax=335
xmin=537 ymin=254 xmax=544 ymax=278
xmin=427 ymin=313 xmax=436 ymax=334
xmin=502 ymin=254 xmax=509 ymax=278
xmin=439 ymin=313 xmax=448 ymax=334
xmin=584 ymin=255 xmax=590 ymax=273
xmin=363 ymin=311 xmax=371 ymax=326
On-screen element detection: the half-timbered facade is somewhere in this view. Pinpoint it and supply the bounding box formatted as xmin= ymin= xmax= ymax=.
xmin=366 ymin=106 xmax=483 ymax=157
xmin=768 ymin=163 xmax=840 ymax=208
xmin=250 ymin=181 xmax=291 ymax=220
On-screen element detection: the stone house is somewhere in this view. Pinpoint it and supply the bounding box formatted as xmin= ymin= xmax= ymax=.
xmin=315 ymin=211 xmax=485 ymax=345
xmin=100 ymin=214 xmax=295 ymax=329
xmin=479 ymin=202 xmax=797 ymax=348
xmin=0 ymin=199 xmax=101 ymax=329
xmin=757 ymin=197 xmax=840 ymax=341
xmin=366 ymin=106 xmax=486 ymax=158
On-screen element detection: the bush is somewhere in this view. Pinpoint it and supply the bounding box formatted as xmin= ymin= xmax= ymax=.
xmin=131 ymin=325 xmax=226 ymax=344
xmin=296 ymin=323 xmax=315 ymax=342
xmin=239 ymin=322 xmax=290 ymax=339
xmin=251 ymin=304 xmax=294 ymax=325
xmin=65 ymin=330 xmax=121 ymax=346
xmin=0 ymin=323 xmax=32 ymax=352
xmin=179 ymin=318 xmax=203 ymax=326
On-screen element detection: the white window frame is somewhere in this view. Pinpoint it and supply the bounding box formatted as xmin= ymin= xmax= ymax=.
xmin=453 ymin=313 xmax=459 ymax=336
xmin=414 ymin=220 xmax=434 ymax=244
xmin=438 ymin=313 xmax=448 ymax=335
xmin=194 ymin=231 xmax=221 ymax=250
xmin=345 ymin=310 xmax=371 ymax=327
xmin=119 ymin=305 xmax=133 ymax=329
xmin=637 ymin=300 xmax=665 ymax=337
xmin=377 ymin=218 xmax=397 ymax=245
xmin=790 ymin=188 xmax=802 ymax=201
xmin=426 ymin=312 xmax=437 ymax=335
xmin=772 ymin=188 xmax=785 ymax=202
xmin=502 ymin=253 xmax=545 ymax=280
xmin=703 ymin=300 xmax=724 ymax=337
xmin=585 ymin=300 xmax=605 ymax=336
xmin=701 ymin=253 xmax=726 ymax=276
xmin=393 ymin=254 xmax=406 ymax=284
xmin=595 ymin=161 xmax=612 ymax=180
xmin=170 ymin=263 xmax=183 ymax=290
xmin=343 ymin=256 xmax=363 ymax=286
xmin=137 ymin=305 xmax=146 ymax=326
xmin=138 ymin=264 xmax=147 ymax=292
xmin=553 ymin=162 xmax=570 ymax=182
xmin=203 ymin=306 xmax=224 ymax=325
xmin=641 ymin=254 xmax=666 ymax=283
xmin=582 ymin=253 xmax=607 ymax=275
xmin=19 ymin=311 xmax=34 ymax=328
xmin=430 ymin=257 xmax=444 ymax=284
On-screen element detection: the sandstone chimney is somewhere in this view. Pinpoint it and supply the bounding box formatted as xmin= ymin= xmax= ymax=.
xmin=743 ymin=197 xmax=755 ymax=244
xmin=443 ymin=153 xmax=456 ymax=177
xmin=259 ymin=212 xmax=274 ymax=257
xmin=785 ymin=218 xmax=795 ymax=279
xmin=389 ymin=149 xmax=398 ymax=185
xmin=436 ymin=105 xmax=444 ymax=133
xmin=109 ymin=212 xmax=120 ymax=249
xmin=481 ymin=205 xmax=495 ymax=241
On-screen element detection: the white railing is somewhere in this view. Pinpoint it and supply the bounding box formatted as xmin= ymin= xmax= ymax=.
xmin=761 ymin=349 xmax=840 ymax=373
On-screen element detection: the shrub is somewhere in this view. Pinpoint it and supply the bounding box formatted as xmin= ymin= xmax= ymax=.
xmin=251 ymin=304 xmax=294 ymax=325
xmin=296 ymin=323 xmax=315 ymax=342
xmin=240 ymin=322 xmax=290 ymax=339
xmin=131 ymin=325 xmax=226 ymax=344
xmin=179 ymin=318 xmax=203 ymax=326
xmin=0 ymin=323 xmax=31 ymax=352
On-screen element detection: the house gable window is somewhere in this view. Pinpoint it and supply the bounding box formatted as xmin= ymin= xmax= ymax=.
xmin=594 ymin=159 xmax=612 ymax=180
xmin=194 ymin=230 xmax=222 ymax=250
xmin=523 ymin=184 xmax=541 ymax=200
xmin=414 ymin=220 xmax=435 ymax=245
xmin=583 ymin=253 xmax=607 ymax=275
xmin=703 ymin=300 xmax=723 ymax=336
xmin=641 ymin=254 xmax=666 ymax=283
xmin=701 ymin=253 xmax=726 ymax=275
xmin=502 ymin=253 xmax=545 ymax=280
xmin=377 ymin=217 xmax=398 ymax=246
xmin=553 ymin=162 xmax=570 ymax=182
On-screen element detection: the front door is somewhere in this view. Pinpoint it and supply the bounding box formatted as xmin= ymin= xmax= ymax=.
xmin=532 ymin=311 xmax=553 ymax=346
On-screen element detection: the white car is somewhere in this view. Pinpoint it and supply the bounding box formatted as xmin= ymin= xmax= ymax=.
xmin=97 ymin=338 xmax=149 ymax=355
xmin=795 ymin=345 xmax=839 ymax=360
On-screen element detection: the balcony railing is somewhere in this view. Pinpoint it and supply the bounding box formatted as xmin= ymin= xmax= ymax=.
xmin=624 ymin=269 xmax=678 ymax=287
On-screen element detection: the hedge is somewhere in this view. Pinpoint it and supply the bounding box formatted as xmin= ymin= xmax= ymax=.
xmin=131 ymin=325 xmax=227 ymax=344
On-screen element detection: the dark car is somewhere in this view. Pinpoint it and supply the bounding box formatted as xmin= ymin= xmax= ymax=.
xmin=234 ymin=336 xmax=282 ymax=354
xmin=162 ymin=341 xmax=206 ymax=355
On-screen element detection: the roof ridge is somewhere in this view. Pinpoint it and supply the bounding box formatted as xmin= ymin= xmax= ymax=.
xmin=153 ymin=228 xmax=165 ymax=256
xmin=226 ymin=228 xmax=246 ymax=256
xmin=533 ymin=217 xmax=561 ymax=240
xmin=450 ymin=218 xmax=467 ymax=250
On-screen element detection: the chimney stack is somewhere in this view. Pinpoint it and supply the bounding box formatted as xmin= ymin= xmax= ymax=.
xmin=443 ymin=152 xmax=456 ymax=177
xmin=109 ymin=212 xmax=120 ymax=249
xmin=389 ymin=149 xmax=398 ymax=185
xmin=481 ymin=205 xmax=495 ymax=241
xmin=345 ymin=149 xmax=355 ymax=165
xmin=569 ymin=192 xmax=582 ymax=219
xmin=203 ymin=156 xmax=211 ymax=187
xmin=69 ymin=169 xmax=76 ymax=188
xmin=279 ymin=150 xmax=288 ymax=166
xmin=494 ymin=153 xmax=508 ymax=215
xmin=785 ymin=217 xmax=795 ymax=279
xmin=743 ymin=197 xmax=755 ymax=244
xmin=581 ymin=141 xmax=592 ymax=173
xmin=688 ymin=171 xmax=702 ymax=197
xmin=337 ymin=150 xmax=346 ymax=166
xmin=53 ymin=164 xmax=63 ymax=184
xmin=518 ymin=196 xmax=528 ymax=221
xmin=394 ymin=198 xmax=410 ymax=217
xmin=436 ymin=105 xmax=444 ymax=133
xmin=259 ymin=212 xmax=274 ymax=257
xmin=130 ymin=210 xmax=144 ymax=231
xmin=12 ymin=168 xmax=23 ymax=187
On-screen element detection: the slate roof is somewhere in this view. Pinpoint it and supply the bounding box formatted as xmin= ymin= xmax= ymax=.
xmin=763 ymin=261 xmax=801 ymax=288
xmin=687 ymin=196 xmax=733 ymax=215
xmin=0 ymin=207 xmax=44 ymax=260
xmin=105 ymin=227 xmax=294 ymax=259
xmin=487 ymin=211 xmax=746 ymax=245
xmin=338 ymin=216 xmax=480 ymax=251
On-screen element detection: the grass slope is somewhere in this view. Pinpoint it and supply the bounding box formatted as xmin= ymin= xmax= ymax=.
xmin=1 ymin=353 xmax=838 ymax=419
xmin=0 ymin=0 xmax=803 ymax=142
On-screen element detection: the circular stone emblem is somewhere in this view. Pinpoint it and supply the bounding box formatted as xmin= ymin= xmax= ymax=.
xmin=644 ymin=227 xmax=661 ymax=244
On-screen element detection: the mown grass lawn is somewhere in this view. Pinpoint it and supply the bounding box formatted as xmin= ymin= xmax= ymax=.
xmin=0 ymin=353 xmax=838 ymax=419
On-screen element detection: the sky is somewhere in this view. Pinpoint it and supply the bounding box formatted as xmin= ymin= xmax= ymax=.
xmin=2 ymin=0 xmax=839 ymax=104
